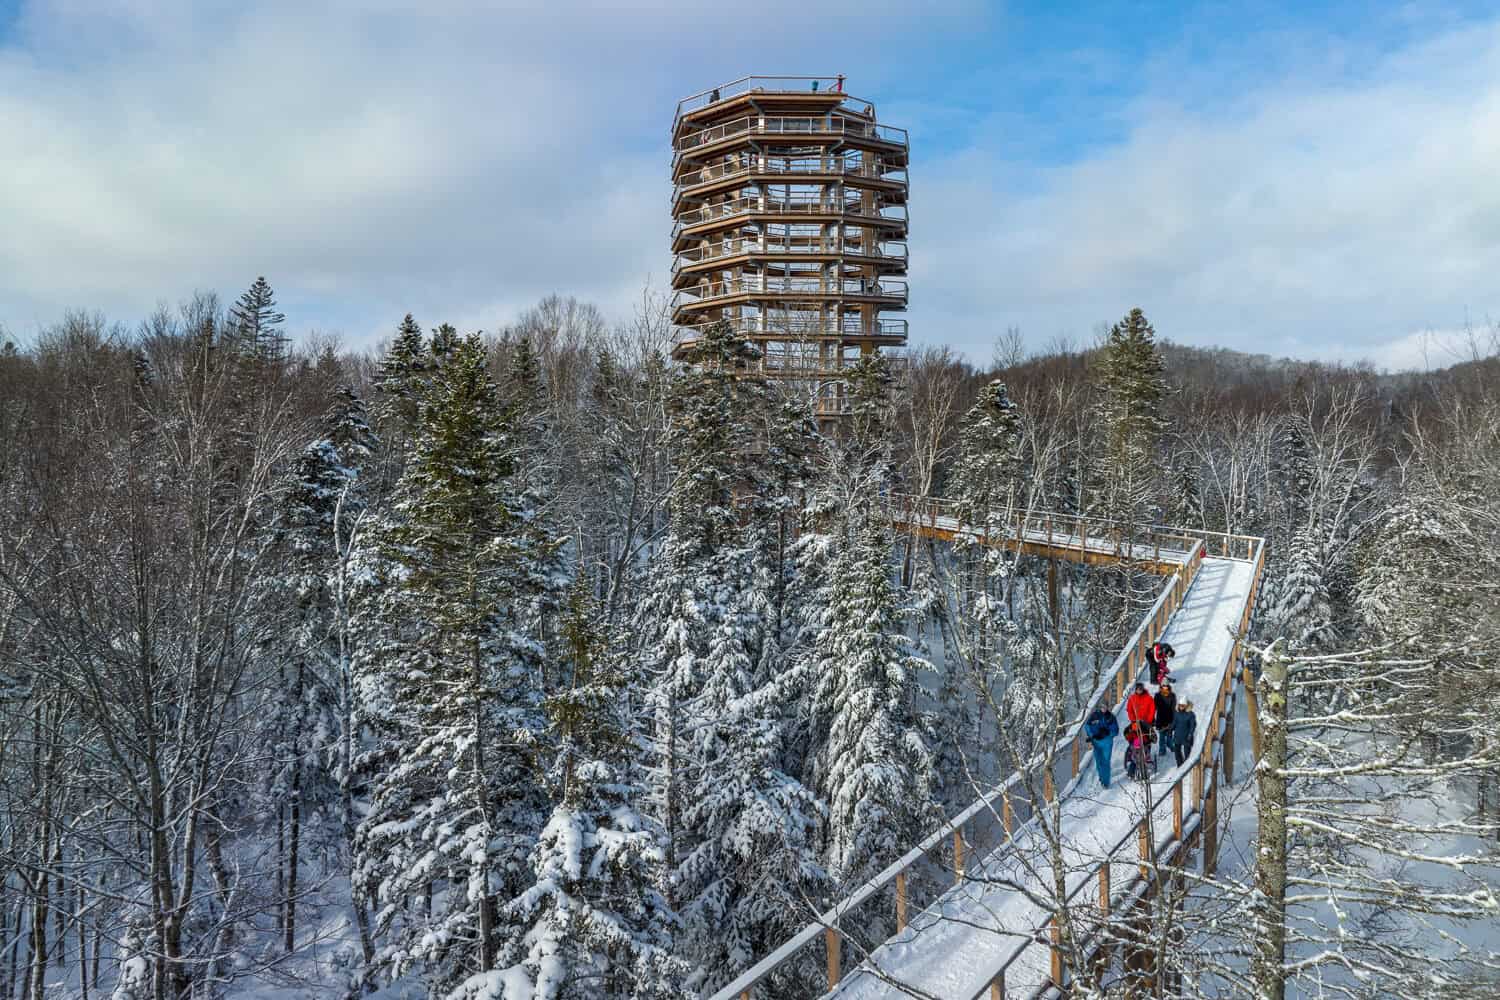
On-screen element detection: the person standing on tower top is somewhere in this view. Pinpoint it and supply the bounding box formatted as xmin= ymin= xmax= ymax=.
xmin=835 ymin=74 xmax=845 ymax=92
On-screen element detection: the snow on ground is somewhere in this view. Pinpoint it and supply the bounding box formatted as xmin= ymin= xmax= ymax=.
xmin=826 ymin=556 xmax=1257 ymax=999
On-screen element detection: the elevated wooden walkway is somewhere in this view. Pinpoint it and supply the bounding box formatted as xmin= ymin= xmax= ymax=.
xmin=709 ymin=498 xmax=1265 ymax=1000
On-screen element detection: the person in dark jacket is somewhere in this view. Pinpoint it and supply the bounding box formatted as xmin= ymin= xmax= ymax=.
xmin=1171 ymin=700 xmax=1197 ymax=767
xmin=1085 ymin=707 xmax=1120 ymax=788
xmin=1153 ymin=681 xmax=1178 ymax=760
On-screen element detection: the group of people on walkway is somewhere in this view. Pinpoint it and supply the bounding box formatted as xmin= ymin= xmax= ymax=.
xmin=1085 ymin=641 xmax=1198 ymax=788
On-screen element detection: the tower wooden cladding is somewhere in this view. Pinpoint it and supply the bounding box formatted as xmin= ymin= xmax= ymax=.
xmin=670 ymin=76 xmax=909 ymax=416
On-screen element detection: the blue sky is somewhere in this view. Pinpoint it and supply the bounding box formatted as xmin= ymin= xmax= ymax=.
xmin=2 ymin=1 xmax=1497 ymax=369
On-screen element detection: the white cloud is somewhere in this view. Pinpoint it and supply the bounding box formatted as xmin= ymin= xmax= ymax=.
xmin=0 ymin=0 xmax=959 ymax=340
xmin=911 ymin=18 xmax=1500 ymax=368
xmin=1 ymin=1 xmax=1496 ymax=372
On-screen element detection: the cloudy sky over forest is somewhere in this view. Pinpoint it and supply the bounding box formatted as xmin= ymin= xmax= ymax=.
xmin=2 ymin=0 xmax=1497 ymax=368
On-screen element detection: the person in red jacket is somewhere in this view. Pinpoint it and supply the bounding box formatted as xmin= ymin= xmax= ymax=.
xmin=1126 ymin=682 xmax=1156 ymax=727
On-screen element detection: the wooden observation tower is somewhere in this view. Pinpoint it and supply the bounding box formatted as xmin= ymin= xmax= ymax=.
xmin=670 ymin=76 xmax=910 ymax=417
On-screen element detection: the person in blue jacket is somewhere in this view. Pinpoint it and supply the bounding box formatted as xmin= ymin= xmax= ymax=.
xmin=1084 ymin=705 xmax=1120 ymax=788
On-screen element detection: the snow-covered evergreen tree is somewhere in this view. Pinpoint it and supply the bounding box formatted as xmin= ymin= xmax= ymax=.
xmin=951 ymin=379 xmax=1025 ymax=535
xmin=808 ymin=514 xmax=936 ymax=883
xmin=1262 ymin=524 xmax=1336 ymax=653
xmin=636 ymin=321 xmax=824 ymax=994
xmin=1089 ymin=309 xmax=1169 ymax=645
xmin=260 ymin=384 xmax=378 ymax=951
xmin=1092 ymin=307 xmax=1168 ymax=526
xmin=1167 ymin=452 xmax=1203 ymax=529
xmin=353 ymin=331 xmax=562 ymax=996
xmin=489 ymin=579 xmax=689 ymax=999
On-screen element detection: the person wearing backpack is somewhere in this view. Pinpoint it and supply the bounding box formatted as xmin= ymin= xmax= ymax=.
xmin=1085 ymin=706 xmax=1120 ymax=788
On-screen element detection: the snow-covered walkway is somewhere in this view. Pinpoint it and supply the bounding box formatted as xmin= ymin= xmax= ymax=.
xmin=824 ymin=555 xmax=1257 ymax=1000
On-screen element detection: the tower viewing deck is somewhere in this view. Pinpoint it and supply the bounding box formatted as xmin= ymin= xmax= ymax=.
xmin=670 ymin=76 xmax=910 ymax=416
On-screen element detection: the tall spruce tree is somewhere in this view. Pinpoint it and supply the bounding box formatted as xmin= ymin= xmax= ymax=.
xmin=951 ymin=379 xmax=1025 ymax=533
xmin=1092 ymin=307 xmax=1168 ymax=526
xmin=353 ymin=331 xmax=561 ymax=995
xmin=637 ymin=321 xmax=824 ymax=994
xmin=229 ymin=275 xmax=290 ymax=366
xmin=1090 ymin=308 xmax=1169 ymax=645
xmin=808 ymin=513 xmax=936 ymax=883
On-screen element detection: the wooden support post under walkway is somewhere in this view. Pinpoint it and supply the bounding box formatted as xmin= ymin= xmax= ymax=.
xmin=826 ymin=927 xmax=841 ymax=989
xmin=1243 ymin=658 xmax=1263 ymax=760
xmin=1222 ymin=706 xmax=1236 ymax=784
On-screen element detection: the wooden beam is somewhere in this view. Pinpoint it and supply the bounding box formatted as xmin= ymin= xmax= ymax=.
xmin=1203 ymin=780 xmax=1219 ymax=876
xmin=1050 ymin=917 xmax=1064 ymax=987
xmin=1244 ymin=661 xmax=1263 ymax=760
xmin=825 ymin=927 xmax=841 ymax=988
xmin=1222 ymin=707 xmax=1236 ymax=784
xmin=895 ymin=871 xmax=907 ymax=932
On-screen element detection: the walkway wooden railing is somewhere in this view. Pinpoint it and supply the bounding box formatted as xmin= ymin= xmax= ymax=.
xmin=709 ymin=503 xmax=1250 ymax=1000
xmin=890 ymin=494 xmax=1222 ymax=575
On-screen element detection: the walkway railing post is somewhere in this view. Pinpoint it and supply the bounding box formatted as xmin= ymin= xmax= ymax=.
xmin=895 ymin=871 xmax=907 ymax=932
xmin=953 ymin=829 xmax=965 ymax=884
xmin=1050 ymin=917 xmax=1064 ymax=987
xmin=825 ymin=927 xmax=841 ymax=989
xmin=1173 ymin=782 xmax=1183 ymax=841
xmin=1204 ymin=776 xmax=1220 ymax=876
xmin=1095 ymin=863 xmax=1113 ymax=987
